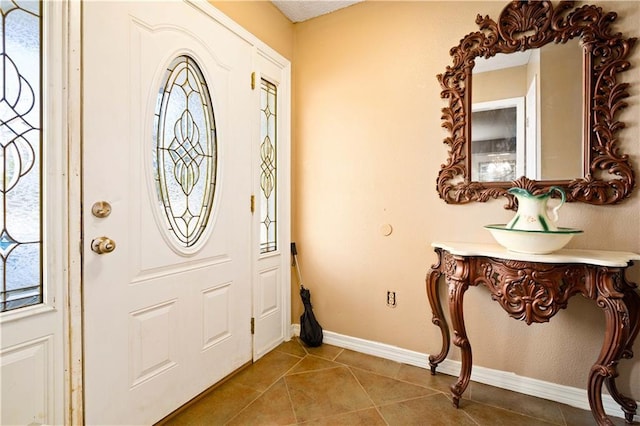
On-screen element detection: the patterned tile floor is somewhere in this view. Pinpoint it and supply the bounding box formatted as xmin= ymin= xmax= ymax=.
xmin=157 ymin=338 xmax=632 ymax=425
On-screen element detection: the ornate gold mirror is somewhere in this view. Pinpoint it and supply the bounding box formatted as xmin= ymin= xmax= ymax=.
xmin=436 ymin=0 xmax=637 ymax=209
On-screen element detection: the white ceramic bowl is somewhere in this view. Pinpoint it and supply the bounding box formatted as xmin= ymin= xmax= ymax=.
xmin=484 ymin=224 xmax=583 ymax=254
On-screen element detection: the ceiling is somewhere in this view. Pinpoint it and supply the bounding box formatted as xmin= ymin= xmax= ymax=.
xmin=272 ymin=0 xmax=363 ymax=23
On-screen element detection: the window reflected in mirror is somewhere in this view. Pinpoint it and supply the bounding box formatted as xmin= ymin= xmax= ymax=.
xmin=472 ymin=100 xmax=523 ymax=182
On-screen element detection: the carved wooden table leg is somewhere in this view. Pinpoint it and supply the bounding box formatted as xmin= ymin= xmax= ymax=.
xmin=426 ymin=248 xmax=449 ymax=375
xmin=448 ymin=256 xmax=471 ymax=408
xmin=588 ymin=269 xmax=631 ymax=426
xmin=605 ymin=284 xmax=640 ymax=424
xmin=606 ymin=379 xmax=638 ymax=425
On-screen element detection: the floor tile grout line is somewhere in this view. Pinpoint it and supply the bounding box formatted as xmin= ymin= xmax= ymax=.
xmin=299 ymin=407 xmax=389 ymax=426
xmin=348 ymin=364 xmax=449 ymax=393
xmin=373 ymin=390 xmax=451 ymax=408
xmin=463 ymin=393 xmax=567 ymax=425
xmin=156 ymin=361 xmax=261 ymax=425
xmin=345 ymin=362 xmax=564 ymax=426
xmin=558 ymin=406 xmax=570 ymax=426
xmin=346 ymin=365 xmax=391 ymax=425
xmin=369 ymin=391 xmax=559 ymax=426
xmin=281 ymin=345 xmax=363 ymax=425
xmin=306 ymin=346 xmax=345 ymax=362
xmin=221 ymin=385 xmax=267 ymax=425
xmin=166 ymin=342 xmax=606 ymax=425
xmin=462 ymin=407 xmax=482 ymax=426
xmin=350 ymin=368 xmax=550 ymax=425
xmin=277 ymin=359 xmax=387 ymax=424
xmin=285 ymin=364 xmax=347 ymax=376
xmin=281 ymin=364 xmax=301 ymax=425
xmin=305 ymin=364 xmax=556 ymax=424
xmin=465 ymin=382 xmax=570 ymax=425
xmin=272 ymin=341 xmax=354 ymax=424
xmin=223 ymin=353 xmax=306 ymax=425
xmin=456 ymin=398 xmax=565 ymax=426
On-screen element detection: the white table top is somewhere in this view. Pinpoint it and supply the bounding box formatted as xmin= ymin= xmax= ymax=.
xmin=432 ymin=241 xmax=640 ymax=267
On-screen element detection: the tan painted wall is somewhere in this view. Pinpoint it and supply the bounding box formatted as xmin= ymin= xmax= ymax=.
xmin=540 ymin=41 xmax=583 ymax=179
xmin=473 ymin=65 xmax=527 ymax=103
xmin=209 ymin=0 xmax=293 ymax=59
xmin=212 ymin=0 xmax=640 ymax=400
xmin=292 ymin=0 xmax=640 ymax=400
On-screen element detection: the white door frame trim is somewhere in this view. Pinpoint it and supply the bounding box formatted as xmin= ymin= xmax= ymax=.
xmin=66 ymin=0 xmax=83 ymax=424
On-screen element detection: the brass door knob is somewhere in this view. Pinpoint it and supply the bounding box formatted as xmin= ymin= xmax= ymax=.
xmin=91 ymin=236 xmax=116 ymax=254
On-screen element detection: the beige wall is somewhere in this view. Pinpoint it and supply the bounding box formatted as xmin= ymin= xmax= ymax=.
xmin=209 ymin=0 xmax=293 ymax=59
xmin=540 ymin=41 xmax=583 ymax=179
xmin=213 ymin=0 xmax=640 ymax=401
xmin=473 ymin=65 xmax=527 ymax=103
xmin=292 ymin=0 xmax=640 ymax=400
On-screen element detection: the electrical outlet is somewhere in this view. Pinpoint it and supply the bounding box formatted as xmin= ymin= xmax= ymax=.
xmin=386 ymin=291 xmax=397 ymax=308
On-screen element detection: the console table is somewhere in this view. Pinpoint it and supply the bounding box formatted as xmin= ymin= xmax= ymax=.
xmin=426 ymin=242 xmax=640 ymax=425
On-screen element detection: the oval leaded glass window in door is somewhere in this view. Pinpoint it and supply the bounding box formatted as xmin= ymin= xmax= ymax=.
xmin=153 ymin=55 xmax=217 ymax=250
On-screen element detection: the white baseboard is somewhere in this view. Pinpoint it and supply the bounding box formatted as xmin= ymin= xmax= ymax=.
xmin=290 ymin=324 xmax=638 ymax=422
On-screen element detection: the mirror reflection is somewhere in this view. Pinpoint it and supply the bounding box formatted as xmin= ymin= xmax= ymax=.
xmin=471 ymin=99 xmax=522 ymax=182
xmin=471 ymin=40 xmax=583 ymax=182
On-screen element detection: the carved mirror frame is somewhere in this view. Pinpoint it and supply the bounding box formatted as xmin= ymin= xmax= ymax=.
xmin=437 ymin=0 xmax=637 ymax=209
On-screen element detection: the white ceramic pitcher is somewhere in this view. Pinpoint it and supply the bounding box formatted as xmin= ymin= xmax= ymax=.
xmin=506 ymin=186 xmax=566 ymax=231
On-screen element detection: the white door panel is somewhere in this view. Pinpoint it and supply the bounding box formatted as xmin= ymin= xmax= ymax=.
xmin=83 ymin=2 xmax=253 ymax=423
xmin=252 ymin=52 xmax=292 ymax=360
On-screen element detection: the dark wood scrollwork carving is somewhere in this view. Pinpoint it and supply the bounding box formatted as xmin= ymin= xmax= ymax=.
xmin=474 ymin=258 xmax=586 ymax=324
xmin=437 ymin=1 xmax=637 ymax=210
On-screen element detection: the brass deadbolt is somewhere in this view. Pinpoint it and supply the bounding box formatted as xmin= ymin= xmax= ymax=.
xmin=92 ymin=201 xmax=112 ymax=218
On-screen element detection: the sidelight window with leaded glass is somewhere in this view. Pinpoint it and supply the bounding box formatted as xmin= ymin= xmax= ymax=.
xmin=153 ymin=55 xmax=217 ymax=250
xmin=0 ymin=1 xmax=43 ymax=312
xmin=259 ymin=79 xmax=277 ymax=254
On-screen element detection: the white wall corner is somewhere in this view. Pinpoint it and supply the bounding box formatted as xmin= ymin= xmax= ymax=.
xmin=290 ymin=324 xmax=638 ymax=422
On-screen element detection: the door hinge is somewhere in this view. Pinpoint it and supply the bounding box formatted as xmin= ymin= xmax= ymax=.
xmin=251 ymin=72 xmax=256 ymax=90
xmin=251 ymin=317 xmax=255 ymax=334
xmin=250 ymin=195 xmax=255 ymax=213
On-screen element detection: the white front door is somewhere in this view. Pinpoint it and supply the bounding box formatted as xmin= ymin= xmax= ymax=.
xmin=82 ymin=2 xmax=255 ymax=423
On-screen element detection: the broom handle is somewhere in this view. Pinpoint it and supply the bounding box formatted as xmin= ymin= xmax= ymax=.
xmin=291 ymin=242 xmax=304 ymax=288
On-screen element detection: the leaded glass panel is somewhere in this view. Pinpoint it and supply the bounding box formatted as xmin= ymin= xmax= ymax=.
xmin=0 ymin=1 xmax=43 ymax=312
xmin=153 ymin=55 xmax=217 ymax=249
xmin=259 ymin=79 xmax=277 ymax=254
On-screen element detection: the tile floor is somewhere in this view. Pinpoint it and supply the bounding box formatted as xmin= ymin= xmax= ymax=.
xmin=158 ymin=338 xmax=632 ymax=425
